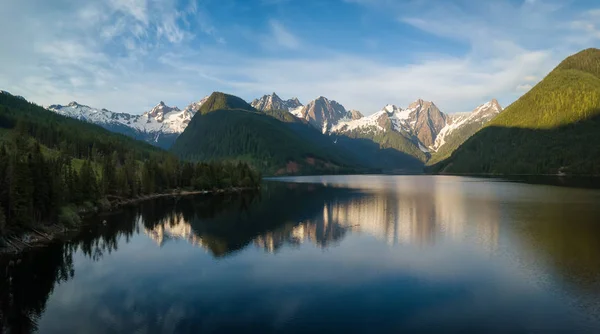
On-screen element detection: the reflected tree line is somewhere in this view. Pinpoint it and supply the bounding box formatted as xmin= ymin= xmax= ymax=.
xmin=0 ymin=183 xmax=357 ymax=333
xmin=2 ymin=181 xmax=600 ymax=332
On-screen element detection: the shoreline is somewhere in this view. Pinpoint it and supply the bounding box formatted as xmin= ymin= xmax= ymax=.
xmin=0 ymin=187 xmax=256 ymax=257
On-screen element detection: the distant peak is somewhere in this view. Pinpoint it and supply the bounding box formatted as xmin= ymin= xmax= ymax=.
xmin=68 ymin=101 xmax=79 ymax=107
xmin=158 ymin=101 xmax=166 ymax=106
xmin=490 ymin=98 xmax=502 ymax=109
xmin=350 ymin=109 xmax=364 ymax=120
xmin=383 ymin=104 xmax=401 ymax=113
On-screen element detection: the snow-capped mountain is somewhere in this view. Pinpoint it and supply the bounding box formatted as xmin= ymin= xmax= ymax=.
xmin=332 ymin=104 xmax=409 ymax=135
xmin=48 ymin=97 xmax=208 ymax=149
xmin=292 ymin=96 xmax=354 ymax=133
xmin=331 ymin=99 xmax=447 ymax=151
xmin=404 ymin=99 xmax=447 ymax=148
xmin=251 ymin=93 xmax=303 ymax=112
xmin=430 ymin=99 xmax=503 ymax=159
xmin=330 ymin=98 xmax=502 ymax=157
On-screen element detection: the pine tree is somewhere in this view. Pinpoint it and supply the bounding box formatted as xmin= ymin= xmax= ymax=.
xmin=79 ymin=159 xmax=99 ymax=202
xmin=9 ymin=152 xmax=33 ymax=228
xmin=0 ymin=206 xmax=5 ymax=235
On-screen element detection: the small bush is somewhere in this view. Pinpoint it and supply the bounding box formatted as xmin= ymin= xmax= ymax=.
xmin=58 ymin=206 xmax=81 ymax=227
xmin=97 ymin=198 xmax=111 ymax=211
xmin=81 ymin=201 xmax=96 ymax=213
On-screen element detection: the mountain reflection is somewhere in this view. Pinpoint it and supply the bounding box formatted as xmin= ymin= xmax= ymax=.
xmin=142 ymin=180 xmax=502 ymax=255
xmin=2 ymin=176 xmax=600 ymax=333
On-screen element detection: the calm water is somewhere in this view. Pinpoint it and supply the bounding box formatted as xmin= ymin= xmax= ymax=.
xmin=2 ymin=175 xmax=600 ymax=333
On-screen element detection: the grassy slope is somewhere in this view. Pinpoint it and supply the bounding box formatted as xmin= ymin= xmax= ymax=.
xmin=431 ymin=48 xmax=600 ymax=175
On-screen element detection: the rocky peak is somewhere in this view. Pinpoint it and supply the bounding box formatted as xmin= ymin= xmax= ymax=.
xmin=288 ymin=97 xmax=302 ymax=108
xmin=410 ymin=100 xmax=447 ymax=147
xmin=295 ymin=96 xmax=350 ymax=133
xmin=407 ymin=99 xmax=425 ymax=110
xmin=252 ymin=93 xmax=284 ymax=111
xmin=383 ymin=104 xmax=402 ymax=115
xmin=251 ymin=93 xmax=303 ymax=111
xmin=285 ymin=98 xmax=303 ymax=111
xmin=469 ymin=99 xmax=503 ymax=121
xmin=489 ymin=99 xmax=502 ymax=113
xmin=146 ymin=101 xmax=180 ymax=120
xmin=349 ymin=109 xmax=364 ymax=120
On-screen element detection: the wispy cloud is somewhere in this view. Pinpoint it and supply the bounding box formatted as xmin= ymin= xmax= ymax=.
xmin=107 ymin=0 xmax=149 ymax=25
xmin=0 ymin=0 xmax=598 ymax=115
xmin=268 ymin=20 xmax=302 ymax=50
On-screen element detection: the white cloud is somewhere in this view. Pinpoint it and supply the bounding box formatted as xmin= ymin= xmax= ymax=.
xmin=268 ymin=20 xmax=301 ymax=50
xmin=517 ymin=84 xmax=533 ymax=92
xmin=0 ymin=0 xmax=598 ymax=116
xmin=108 ymin=0 xmax=149 ymax=25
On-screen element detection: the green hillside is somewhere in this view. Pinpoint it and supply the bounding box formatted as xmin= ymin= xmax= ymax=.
xmin=431 ymin=48 xmax=600 ymax=175
xmin=171 ymin=92 xmax=359 ymax=175
xmin=199 ymin=92 xmax=255 ymax=115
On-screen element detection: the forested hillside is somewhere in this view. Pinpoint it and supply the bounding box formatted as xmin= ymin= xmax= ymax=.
xmin=430 ymin=48 xmax=600 ymax=175
xmin=0 ymin=92 xmax=260 ymax=239
xmin=171 ymin=92 xmax=360 ymax=175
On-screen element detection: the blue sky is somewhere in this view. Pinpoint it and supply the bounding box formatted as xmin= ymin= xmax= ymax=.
xmin=1 ymin=0 xmax=599 ymax=115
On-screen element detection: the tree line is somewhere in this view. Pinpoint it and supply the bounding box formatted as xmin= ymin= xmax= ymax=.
xmin=0 ymin=131 xmax=260 ymax=236
xmin=0 ymin=93 xmax=260 ymax=238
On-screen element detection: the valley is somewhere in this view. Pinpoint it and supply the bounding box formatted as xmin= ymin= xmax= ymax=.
xmin=45 ymin=88 xmax=504 ymax=175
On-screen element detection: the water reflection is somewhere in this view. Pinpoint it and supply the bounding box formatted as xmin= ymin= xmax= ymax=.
xmin=142 ymin=179 xmax=505 ymax=255
xmin=1 ymin=176 xmax=600 ymax=333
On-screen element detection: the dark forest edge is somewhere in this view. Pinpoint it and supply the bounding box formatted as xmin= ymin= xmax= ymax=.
xmin=0 ymin=93 xmax=261 ymax=254
xmin=0 ymin=131 xmax=260 ymax=253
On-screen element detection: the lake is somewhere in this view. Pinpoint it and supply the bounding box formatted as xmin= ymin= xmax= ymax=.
xmin=2 ymin=175 xmax=600 ymax=333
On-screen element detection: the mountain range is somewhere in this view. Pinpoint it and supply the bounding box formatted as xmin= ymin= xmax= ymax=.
xmin=44 ymin=89 xmax=503 ymax=174
xmin=15 ymin=48 xmax=599 ymax=176
xmin=46 ymin=90 xmax=502 ymax=172
xmin=250 ymin=93 xmax=503 ymax=164
xmin=251 ymin=93 xmax=303 ymax=112
xmin=48 ymin=97 xmax=208 ymax=149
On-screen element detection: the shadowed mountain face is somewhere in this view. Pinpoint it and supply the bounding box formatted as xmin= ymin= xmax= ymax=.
xmin=430 ymin=114 xmax=600 ymax=175
xmin=432 ymin=48 xmax=600 ymax=175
